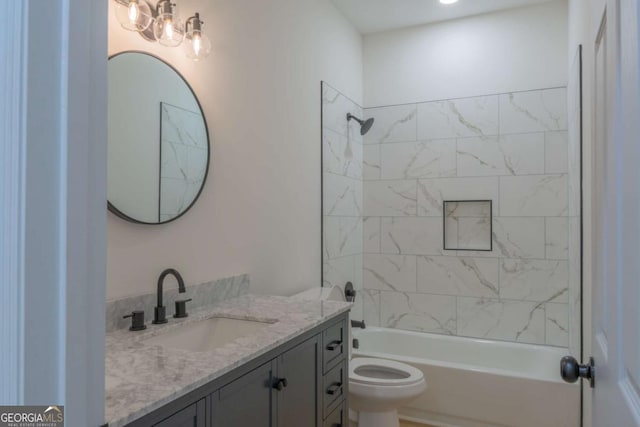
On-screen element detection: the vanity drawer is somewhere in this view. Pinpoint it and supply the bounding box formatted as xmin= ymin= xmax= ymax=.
xmin=323 ymin=400 xmax=346 ymax=427
xmin=323 ymin=360 xmax=346 ymax=419
xmin=323 ymin=319 xmax=346 ymax=372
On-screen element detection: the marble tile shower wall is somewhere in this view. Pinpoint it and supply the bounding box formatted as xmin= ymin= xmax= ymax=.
xmin=321 ymin=82 xmax=366 ymax=320
xmin=160 ymin=103 xmax=208 ymax=222
xmin=361 ymin=87 xmax=570 ymax=347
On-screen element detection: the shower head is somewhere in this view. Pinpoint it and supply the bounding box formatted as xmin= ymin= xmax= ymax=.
xmin=347 ymin=113 xmax=375 ymax=136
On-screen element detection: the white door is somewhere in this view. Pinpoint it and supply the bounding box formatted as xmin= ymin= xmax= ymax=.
xmin=591 ymin=0 xmax=640 ymax=425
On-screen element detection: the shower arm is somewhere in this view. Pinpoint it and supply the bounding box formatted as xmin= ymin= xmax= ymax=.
xmin=346 ymin=113 xmax=364 ymax=125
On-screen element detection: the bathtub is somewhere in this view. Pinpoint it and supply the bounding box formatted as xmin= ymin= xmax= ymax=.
xmin=352 ymin=327 xmax=580 ymax=427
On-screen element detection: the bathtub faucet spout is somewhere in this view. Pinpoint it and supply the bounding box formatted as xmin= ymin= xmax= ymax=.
xmin=351 ymin=319 xmax=366 ymax=329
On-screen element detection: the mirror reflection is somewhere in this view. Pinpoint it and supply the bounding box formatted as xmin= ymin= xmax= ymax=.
xmin=108 ymin=51 xmax=209 ymax=224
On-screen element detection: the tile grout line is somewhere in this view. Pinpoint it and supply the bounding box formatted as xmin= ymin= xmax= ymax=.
xmin=356 ymin=172 xmax=570 ymax=182
xmin=360 ymin=129 xmax=567 ymax=147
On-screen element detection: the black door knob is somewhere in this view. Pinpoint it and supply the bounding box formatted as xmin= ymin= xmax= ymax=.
xmin=560 ymin=356 xmax=595 ymax=388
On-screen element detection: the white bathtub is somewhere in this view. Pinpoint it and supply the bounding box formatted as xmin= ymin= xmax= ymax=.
xmin=352 ymin=327 xmax=580 ymax=427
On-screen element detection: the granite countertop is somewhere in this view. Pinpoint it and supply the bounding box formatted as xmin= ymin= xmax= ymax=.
xmin=105 ymin=294 xmax=351 ymax=427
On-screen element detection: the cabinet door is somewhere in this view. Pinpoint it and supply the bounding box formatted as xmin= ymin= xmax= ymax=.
xmin=276 ymin=336 xmax=321 ymax=427
xmin=213 ymin=361 xmax=276 ymax=427
xmin=153 ymin=399 xmax=205 ymax=427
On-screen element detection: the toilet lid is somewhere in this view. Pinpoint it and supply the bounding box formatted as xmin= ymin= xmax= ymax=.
xmin=350 ymin=357 xmax=424 ymax=386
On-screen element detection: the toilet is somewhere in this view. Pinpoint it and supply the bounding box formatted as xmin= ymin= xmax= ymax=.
xmin=292 ymin=286 xmax=427 ymax=427
xmin=349 ymin=357 xmax=426 ymax=427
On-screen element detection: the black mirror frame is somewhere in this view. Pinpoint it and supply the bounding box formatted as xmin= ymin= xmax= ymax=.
xmin=107 ymin=50 xmax=210 ymax=225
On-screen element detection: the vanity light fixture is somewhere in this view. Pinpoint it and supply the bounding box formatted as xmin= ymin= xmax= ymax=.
xmin=112 ymin=0 xmax=212 ymax=61
xmin=114 ymin=0 xmax=153 ymax=32
xmin=153 ymin=0 xmax=184 ymax=47
xmin=184 ymin=13 xmax=211 ymax=60
xmin=439 ymin=0 xmax=459 ymax=4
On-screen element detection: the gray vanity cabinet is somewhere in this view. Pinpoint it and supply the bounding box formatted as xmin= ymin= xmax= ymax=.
xmin=153 ymin=400 xmax=206 ymax=427
xmin=214 ymin=336 xmax=321 ymax=427
xmin=276 ymin=336 xmax=321 ymax=427
xmin=212 ymin=361 xmax=276 ymax=427
xmin=129 ymin=313 xmax=348 ymax=427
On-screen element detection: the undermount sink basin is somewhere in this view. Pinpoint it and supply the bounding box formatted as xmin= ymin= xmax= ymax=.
xmin=143 ymin=317 xmax=274 ymax=353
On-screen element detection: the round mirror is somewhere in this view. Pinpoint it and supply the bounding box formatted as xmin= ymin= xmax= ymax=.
xmin=108 ymin=51 xmax=210 ymax=224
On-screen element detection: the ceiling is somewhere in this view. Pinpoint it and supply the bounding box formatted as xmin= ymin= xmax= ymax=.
xmin=331 ymin=0 xmax=557 ymax=34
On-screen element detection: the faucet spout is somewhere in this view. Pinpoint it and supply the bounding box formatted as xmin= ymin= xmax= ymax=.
xmin=156 ymin=268 xmax=185 ymax=307
xmin=153 ymin=268 xmax=186 ymax=324
xmin=351 ymin=319 xmax=366 ymax=329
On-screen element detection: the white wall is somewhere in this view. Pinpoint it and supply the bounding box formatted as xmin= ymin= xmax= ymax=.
xmin=107 ymin=0 xmax=362 ymax=300
xmin=363 ymin=1 xmax=568 ymax=107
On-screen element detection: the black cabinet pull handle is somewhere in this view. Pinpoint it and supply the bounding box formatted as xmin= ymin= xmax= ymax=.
xmin=273 ymin=378 xmax=288 ymax=391
xmin=326 ymin=382 xmax=342 ymax=395
xmin=326 ymin=340 xmax=342 ymax=351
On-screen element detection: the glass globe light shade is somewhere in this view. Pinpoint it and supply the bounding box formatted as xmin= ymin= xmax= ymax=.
xmin=153 ymin=11 xmax=184 ymax=47
xmin=185 ymin=31 xmax=211 ymax=60
xmin=114 ymin=0 xmax=153 ymax=32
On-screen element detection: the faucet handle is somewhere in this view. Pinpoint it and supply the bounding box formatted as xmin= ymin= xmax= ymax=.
xmin=174 ymin=298 xmax=192 ymax=319
xmin=123 ymin=310 xmax=147 ymax=331
xmin=344 ymin=282 xmax=356 ymax=302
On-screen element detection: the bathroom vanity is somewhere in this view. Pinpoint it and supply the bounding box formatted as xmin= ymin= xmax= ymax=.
xmin=105 ymin=295 xmax=350 ymax=427
xmin=104 ymin=50 xmax=352 ymax=426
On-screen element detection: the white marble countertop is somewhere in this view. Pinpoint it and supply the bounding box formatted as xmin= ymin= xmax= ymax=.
xmin=105 ymin=294 xmax=351 ymax=427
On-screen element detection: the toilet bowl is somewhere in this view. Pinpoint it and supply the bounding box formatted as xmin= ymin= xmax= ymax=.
xmin=349 ymin=357 xmax=426 ymax=427
xmin=290 ymin=286 xmax=427 ymax=427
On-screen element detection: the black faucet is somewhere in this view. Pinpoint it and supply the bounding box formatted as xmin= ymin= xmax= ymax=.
xmin=153 ymin=268 xmax=186 ymax=324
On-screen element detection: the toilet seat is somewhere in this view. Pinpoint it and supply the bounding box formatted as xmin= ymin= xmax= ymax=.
xmin=350 ymin=357 xmax=423 ymax=387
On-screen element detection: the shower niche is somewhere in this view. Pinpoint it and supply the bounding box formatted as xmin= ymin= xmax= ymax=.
xmin=443 ymin=200 xmax=492 ymax=251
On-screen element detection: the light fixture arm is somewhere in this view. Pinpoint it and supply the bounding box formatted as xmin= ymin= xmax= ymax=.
xmin=186 ymin=13 xmax=203 ymax=36
xmin=156 ymin=0 xmax=174 ymax=16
